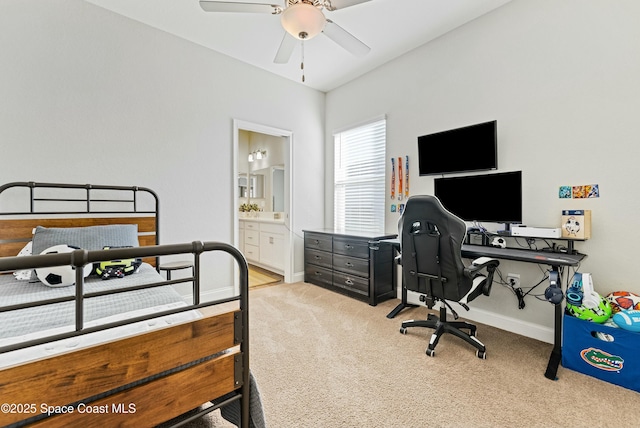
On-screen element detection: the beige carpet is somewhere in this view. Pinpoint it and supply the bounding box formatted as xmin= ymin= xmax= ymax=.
xmin=189 ymin=281 xmax=639 ymax=428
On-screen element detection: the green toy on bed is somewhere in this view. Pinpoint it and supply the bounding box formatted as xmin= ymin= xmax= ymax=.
xmin=95 ymin=246 xmax=142 ymax=279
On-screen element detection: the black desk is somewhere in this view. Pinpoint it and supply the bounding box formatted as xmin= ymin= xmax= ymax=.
xmin=386 ymin=240 xmax=587 ymax=380
xmin=460 ymin=244 xmax=584 ymax=267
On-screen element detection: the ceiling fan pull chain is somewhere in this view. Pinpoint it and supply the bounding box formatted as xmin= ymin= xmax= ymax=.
xmin=301 ymin=40 xmax=305 ymax=82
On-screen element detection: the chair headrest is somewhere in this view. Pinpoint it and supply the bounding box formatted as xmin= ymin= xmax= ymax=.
xmin=399 ymin=195 xmax=466 ymax=240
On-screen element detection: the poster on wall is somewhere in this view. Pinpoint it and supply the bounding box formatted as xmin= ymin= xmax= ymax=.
xmin=559 ymin=184 xmax=599 ymax=199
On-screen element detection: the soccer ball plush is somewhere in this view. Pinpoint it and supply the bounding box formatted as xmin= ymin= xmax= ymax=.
xmin=606 ymin=291 xmax=640 ymax=313
xmin=35 ymin=244 xmax=92 ymax=287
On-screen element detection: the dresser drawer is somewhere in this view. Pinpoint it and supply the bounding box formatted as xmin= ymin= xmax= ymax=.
xmin=333 ymin=271 xmax=368 ymax=296
xmin=305 ymin=248 xmax=332 ymax=269
xmin=333 ymin=237 xmax=370 ymax=258
xmin=304 ymin=233 xmax=333 ymax=252
xmin=305 ymin=265 xmax=333 ymax=288
xmin=332 ymin=253 xmax=369 ymax=278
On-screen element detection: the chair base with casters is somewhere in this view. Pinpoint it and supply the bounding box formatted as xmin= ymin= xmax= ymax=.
xmin=400 ymin=299 xmax=487 ymax=359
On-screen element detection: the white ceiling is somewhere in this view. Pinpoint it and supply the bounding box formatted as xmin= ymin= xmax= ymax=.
xmin=84 ymin=0 xmax=512 ymax=92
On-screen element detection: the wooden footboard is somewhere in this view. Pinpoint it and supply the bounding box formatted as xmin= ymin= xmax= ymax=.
xmin=1 ymin=309 xmax=241 ymax=427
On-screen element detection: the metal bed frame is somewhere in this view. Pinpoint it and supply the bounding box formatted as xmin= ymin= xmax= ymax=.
xmin=0 ymin=182 xmax=250 ymax=428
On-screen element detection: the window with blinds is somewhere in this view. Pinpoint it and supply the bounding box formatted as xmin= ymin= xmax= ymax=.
xmin=334 ymin=118 xmax=386 ymax=234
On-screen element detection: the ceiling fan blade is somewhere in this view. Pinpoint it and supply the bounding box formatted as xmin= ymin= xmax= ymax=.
xmin=323 ymin=19 xmax=370 ymax=57
xmin=274 ymin=32 xmax=297 ymax=64
xmin=324 ymin=0 xmax=372 ymax=11
xmin=199 ymin=1 xmax=282 ymax=14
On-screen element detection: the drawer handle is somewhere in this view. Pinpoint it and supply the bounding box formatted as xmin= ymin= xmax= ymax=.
xmin=345 ymin=262 xmax=353 ymax=267
xmin=314 ymin=255 xmax=322 ymax=260
xmin=315 ymin=271 xmax=323 ymax=276
xmin=345 ymin=244 xmax=353 ymax=250
xmin=345 ymin=278 xmax=354 ymax=285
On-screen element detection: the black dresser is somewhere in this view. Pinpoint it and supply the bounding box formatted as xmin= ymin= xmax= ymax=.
xmin=303 ymin=229 xmax=397 ymax=306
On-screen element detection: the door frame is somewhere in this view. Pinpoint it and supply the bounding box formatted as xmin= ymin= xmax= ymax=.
xmin=232 ymin=119 xmax=294 ymax=284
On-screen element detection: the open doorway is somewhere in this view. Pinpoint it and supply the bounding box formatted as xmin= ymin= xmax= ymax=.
xmin=232 ymin=120 xmax=293 ymax=286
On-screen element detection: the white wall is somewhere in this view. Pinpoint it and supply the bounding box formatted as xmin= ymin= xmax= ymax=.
xmin=0 ymin=0 xmax=325 ymax=296
xmin=325 ymin=0 xmax=640 ymax=342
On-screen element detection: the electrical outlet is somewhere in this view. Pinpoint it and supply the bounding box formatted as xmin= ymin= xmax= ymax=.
xmin=507 ymin=273 xmax=520 ymax=288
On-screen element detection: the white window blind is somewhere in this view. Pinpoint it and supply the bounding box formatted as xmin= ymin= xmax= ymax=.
xmin=334 ymin=118 xmax=386 ymax=234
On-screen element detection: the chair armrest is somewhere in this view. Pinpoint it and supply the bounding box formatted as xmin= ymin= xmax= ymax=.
xmin=471 ymin=256 xmax=500 ymax=269
xmin=464 ymin=257 xmax=500 ymax=297
xmin=464 ymin=257 xmax=500 ymax=278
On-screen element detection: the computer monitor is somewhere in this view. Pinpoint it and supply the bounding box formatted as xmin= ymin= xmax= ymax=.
xmin=434 ymin=171 xmax=522 ymax=230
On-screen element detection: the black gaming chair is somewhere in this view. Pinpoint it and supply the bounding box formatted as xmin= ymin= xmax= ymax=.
xmin=398 ymin=195 xmax=499 ymax=358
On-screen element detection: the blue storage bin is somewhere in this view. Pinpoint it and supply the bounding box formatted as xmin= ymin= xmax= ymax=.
xmin=562 ymin=313 xmax=640 ymax=392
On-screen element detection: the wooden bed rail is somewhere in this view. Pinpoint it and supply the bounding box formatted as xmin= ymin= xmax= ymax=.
xmin=0 ymin=241 xmax=250 ymax=428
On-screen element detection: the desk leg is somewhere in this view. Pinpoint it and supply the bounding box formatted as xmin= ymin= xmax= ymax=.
xmin=386 ymin=283 xmax=417 ymax=318
xmin=387 ymin=247 xmax=417 ymax=318
xmin=544 ymin=266 xmax=563 ymax=380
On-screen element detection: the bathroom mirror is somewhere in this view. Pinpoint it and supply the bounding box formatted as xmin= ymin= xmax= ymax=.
xmin=238 ymin=173 xmax=264 ymax=199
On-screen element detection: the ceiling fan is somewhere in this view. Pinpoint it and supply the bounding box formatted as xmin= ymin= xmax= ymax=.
xmin=199 ymin=0 xmax=372 ymax=78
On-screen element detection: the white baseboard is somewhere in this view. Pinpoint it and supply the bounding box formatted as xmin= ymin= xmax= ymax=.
xmin=291 ymin=270 xmax=305 ymax=284
xmin=463 ymin=306 xmax=554 ymax=344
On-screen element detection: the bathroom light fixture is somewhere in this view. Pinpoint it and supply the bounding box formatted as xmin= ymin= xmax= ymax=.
xmin=248 ymin=150 xmax=267 ymax=162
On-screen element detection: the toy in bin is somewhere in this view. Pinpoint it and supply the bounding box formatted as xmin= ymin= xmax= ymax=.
xmin=603 ymin=291 xmax=640 ymax=332
xmin=612 ymin=310 xmax=640 ymax=332
xmin=565 ymin=273 xmax=611 ymax=323
xmin=606 ymin=291 xmax=640 ymax=313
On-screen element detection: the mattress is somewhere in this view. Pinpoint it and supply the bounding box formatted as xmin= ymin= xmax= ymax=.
xmin=0 ymin=263 xmax=202 ymax=367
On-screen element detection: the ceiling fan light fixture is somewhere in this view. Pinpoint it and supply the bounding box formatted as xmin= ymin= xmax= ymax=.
xmin=281 ymin=2 xmax=326 ymax=40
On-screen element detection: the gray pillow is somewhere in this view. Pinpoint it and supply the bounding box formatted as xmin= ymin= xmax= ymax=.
xmin=32 ymin=224 xmax=139 ymax=255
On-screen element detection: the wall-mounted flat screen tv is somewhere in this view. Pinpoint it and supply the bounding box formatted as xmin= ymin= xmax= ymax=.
xmin=418 ymin=120 xmax=497 ymax=176
xmin=434 ymin=171 xmax=522 ymax=226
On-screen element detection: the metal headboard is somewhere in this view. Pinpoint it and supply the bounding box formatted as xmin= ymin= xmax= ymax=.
xmin=0 ymin=181 xmax=160 ymax=242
